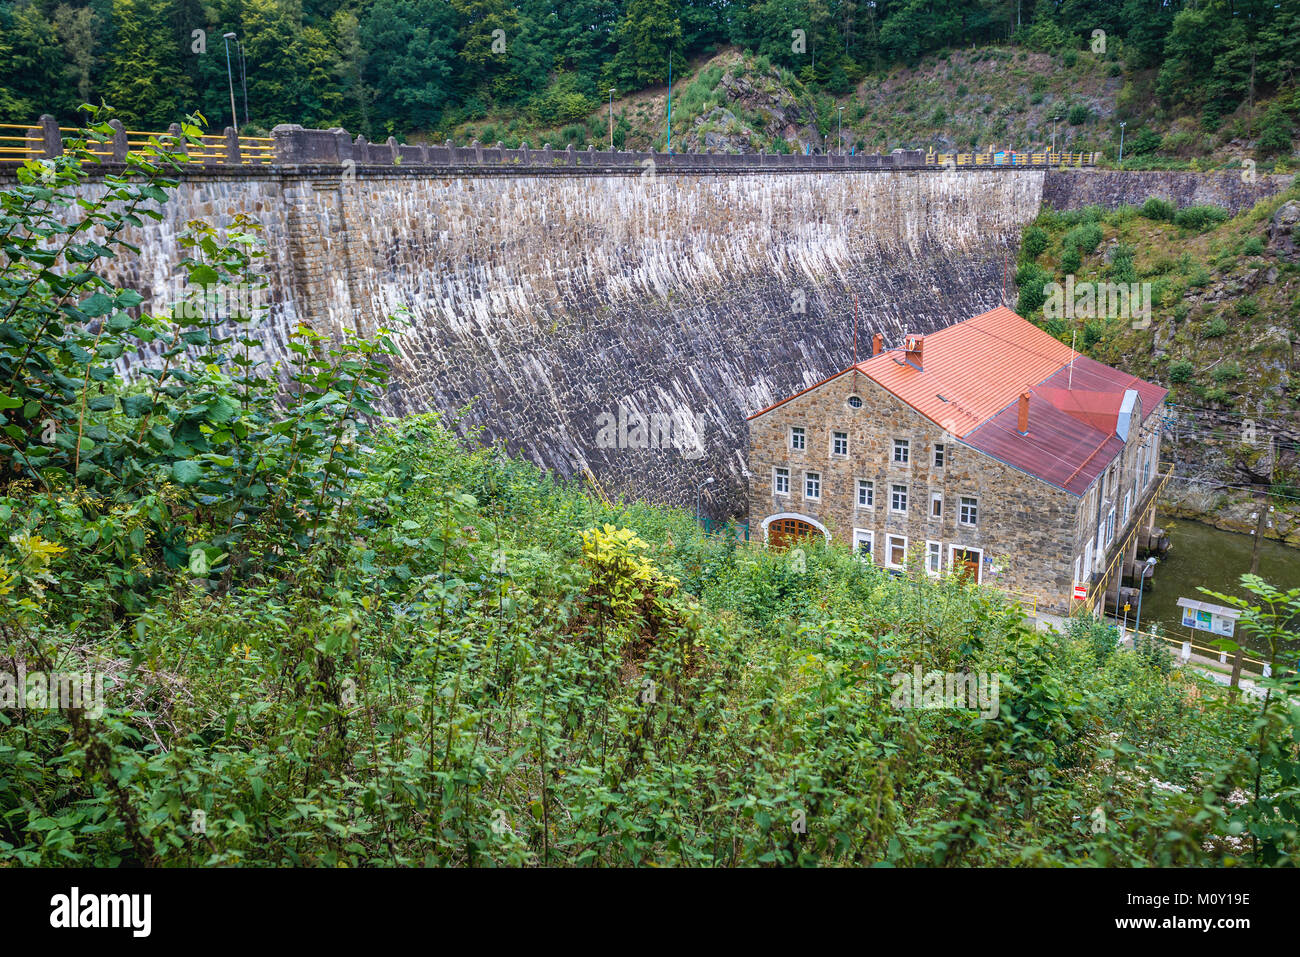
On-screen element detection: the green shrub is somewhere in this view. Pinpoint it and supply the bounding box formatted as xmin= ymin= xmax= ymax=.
xmin=1242 ymin=236 xmax=1265 ymax=256
xmin=1068 ymin=104 xmax=1090 ymax=125
xmin=1174 ymin=205 xmax=1230 ymax=231
xmin=1238 ymin=296 xmax=1259 ymax=318
xmin=1127 ymin=127 xmax=1162 ymax=156
xmin=1063 ymin=222 xmax=1104 ymax=255
xmin=1168 ymin=359 xmax=1194 ymax=382
xmin=1016 ymin=262 xmax=1054 ymax=314
xmin=1203 ymin=316 xmax=1230 ymax=338
xmin=1022 ymin=225 xmax=1049 ymax=259
xmin=1060 ymin=245 xmax=1082 ymax=273
xmin=1141 ymin=197 xmax=1176 ymax=221
xmin=1212 ymin=362 xmax=1242 ymax=382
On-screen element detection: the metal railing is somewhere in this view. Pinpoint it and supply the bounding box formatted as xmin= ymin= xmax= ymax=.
xmin=1072 ymin=466 xmax=1173 ymax=616
xmin=1 ymin=116 xmax=1100 ymax=172
xmin=1125 ymin=624 xmax=1295 ymax=681
xmin=0 ymin=118 xmax=273 ymax=167
xmin=927 ymin=150 xmax=1096 ymax=168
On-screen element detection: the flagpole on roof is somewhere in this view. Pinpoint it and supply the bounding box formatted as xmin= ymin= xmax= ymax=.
xmin=853 ymin=294 xmax=859 ymax=366
xmin=1069 ymin=329 xmax=1077 ymax=390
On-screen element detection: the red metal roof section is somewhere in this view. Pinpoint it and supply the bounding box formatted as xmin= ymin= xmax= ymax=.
xmin=854 ymin=306 xmax=1078 ymax=437
xmin=964 ymin=354 xmax=1168 ymax=495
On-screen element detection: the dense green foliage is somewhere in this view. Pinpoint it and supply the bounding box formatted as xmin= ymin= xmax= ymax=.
xmin=0 ymin=0 xmax=1296 ymax=145
xmin=2 ymin=133 xmax=1298 ymax=866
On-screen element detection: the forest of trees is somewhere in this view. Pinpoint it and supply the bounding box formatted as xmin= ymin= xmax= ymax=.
xmin=0 ymin=0 xmax=1296 ymax=141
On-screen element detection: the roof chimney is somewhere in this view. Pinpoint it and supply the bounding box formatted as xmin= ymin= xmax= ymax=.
xmin=871 ymin=332 xmax=883 ymax=357
xmin=904 ymin=334 xmax=924 ymax=369
xmin=1017 ymin=391 xmax=1030 ymax=435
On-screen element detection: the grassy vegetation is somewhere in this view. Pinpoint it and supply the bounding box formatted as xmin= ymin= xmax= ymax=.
xmin=442 ymin=44 xmax=1296 ymax=168
xmin=2 ymin=123 xmax=1298 ymax=867
xmin=1017 ymin=185 xmax=1300 ymax=416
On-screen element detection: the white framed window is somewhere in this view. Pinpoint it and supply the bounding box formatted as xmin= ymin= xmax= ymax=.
xmin=831 ymin=430 xmax=849 ymax=456
xmin=804 ymin=471 xmax=821 ymax=500
xmin=790 ymin=426 xmax=806 ymax=451
xmin=959 ymin=496 xmax=978 ymax=526
xmin=885 ymin=534 xmax=908 ymax=569
xmin=773 ymin=467 xmax=790 ymax=496
xmin=925 ymin=540 xmax=942 ymax=576
xmin=1105 ymin=508 xmax=1116 ymax=545
xmin=890 ymin=483 xmax=908 ymax=513
xmin=1122 ymin=491 xmax=1132 ymax=523
xmin=856 ymin=479 xmax=874 ymax=508
xmin=1073 ymin=556 xmax=1081 ymax=587
xmin=933 ymin=444 xmax=945 ymax=468
xmin=929 ymin=491 xmax=943 ymax=520
xmin=893 ymin=438 xmax=910 ymax=464
xmin=847 ymin=394 xmax=864 ymax=409
xmin=948 ymin=545 xmax=984 ymax=584
xmin=853 ymin=528 xmax=874 ymax=562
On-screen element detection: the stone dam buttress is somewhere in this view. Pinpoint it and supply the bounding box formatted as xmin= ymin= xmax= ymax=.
xmin=31 ymin=165 xmax=1292 ymax=518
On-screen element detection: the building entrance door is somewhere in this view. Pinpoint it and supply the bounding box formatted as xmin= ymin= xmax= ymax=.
xmin=768 ymin=518 xmax=818 ymax=549
xmin=951 ymin=547 xmax=983 ymax=583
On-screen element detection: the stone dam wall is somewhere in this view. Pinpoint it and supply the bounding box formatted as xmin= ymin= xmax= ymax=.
xmin=18 ymin=164 xmax=1294 ymax=518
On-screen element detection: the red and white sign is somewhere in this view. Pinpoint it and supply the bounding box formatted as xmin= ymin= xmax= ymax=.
xmin=1072 ymin=583 xmax=1088 ymax=601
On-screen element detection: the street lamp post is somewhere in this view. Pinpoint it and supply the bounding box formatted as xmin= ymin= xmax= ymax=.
xmin=238 ymin=37 xmax=250 ymax=129
xmin=837 ymin=106 xmax=844 ymax=155
xmin=222 ymin=32 xmax=239 ymax=131
xmin=1051 ymin=115 xmax=1061 ymax=153
xmin=695 ymin=477 xmax=714 ymax=527
xmin=1118 ymin=121 xmax=1127 ymax=165
xmin=667 ymin=56 xmax=672 ymax=154
xmin=1133 ymin=557 xmax=1157 ymax=636
xmin=608 ymin=88 xmax=616 ymax=150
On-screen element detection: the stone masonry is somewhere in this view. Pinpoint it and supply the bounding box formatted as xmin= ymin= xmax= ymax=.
xmin=748 ymin=362 xmax=1166 ymax=614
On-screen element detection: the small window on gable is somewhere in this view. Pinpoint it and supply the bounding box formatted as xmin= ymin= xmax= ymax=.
xmin=959 ymin=496 xmax=978 ymax=526
xmin=893 ymin=439 xmax=910 ymax=464
xmin=790 ymin=427 xmax=806 ymax=451
xmin=933 ymin=444 xmax=945 ymax=468
xmin=847 ymin=395 xmax=863 ymax=409
xmin=832 ymin=431 xmax=848 ymax=456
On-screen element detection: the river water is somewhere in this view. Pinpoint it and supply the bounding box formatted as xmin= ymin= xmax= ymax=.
xmin=1123 ymin=518 xmax=1300 ymax=655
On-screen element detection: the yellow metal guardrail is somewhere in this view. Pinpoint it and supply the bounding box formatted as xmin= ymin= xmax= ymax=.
xmin=927 ymin=150 xmax=1095 ymax=167
xmin=0 ymin=121 xmax=273 ymax=165
xmin=581 ymin=466 xmax=613 ymax=508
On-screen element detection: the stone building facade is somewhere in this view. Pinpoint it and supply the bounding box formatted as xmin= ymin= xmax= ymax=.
xmin=747 ymin=308 xmax=1167 ymax=615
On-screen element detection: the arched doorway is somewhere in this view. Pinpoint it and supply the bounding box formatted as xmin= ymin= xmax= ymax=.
xmin=761 ymin=513 xmax=829 ymax=549
xmin=768 ymin=518 xmax=818 ymax=549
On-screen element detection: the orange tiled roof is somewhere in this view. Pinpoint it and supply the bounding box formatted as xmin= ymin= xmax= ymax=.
xmin=854 ymin=306 xmax=1078 ymax=437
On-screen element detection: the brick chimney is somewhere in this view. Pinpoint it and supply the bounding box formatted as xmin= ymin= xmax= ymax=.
xmin=904 ymin=334 xmax=924 ymax=369
xmin=871 ymin=333 xmax=883 ymax=357
xmin=1017 ymin=390 xmax=1030 ymax=434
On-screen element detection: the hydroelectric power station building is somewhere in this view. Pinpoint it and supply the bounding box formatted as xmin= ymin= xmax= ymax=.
xmin=747 ymin=307 xmax=1168 ymax=616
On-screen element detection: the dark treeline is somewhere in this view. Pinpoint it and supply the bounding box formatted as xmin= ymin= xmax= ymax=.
xmin=0 ymin=0 xmax=1296 ymax=140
